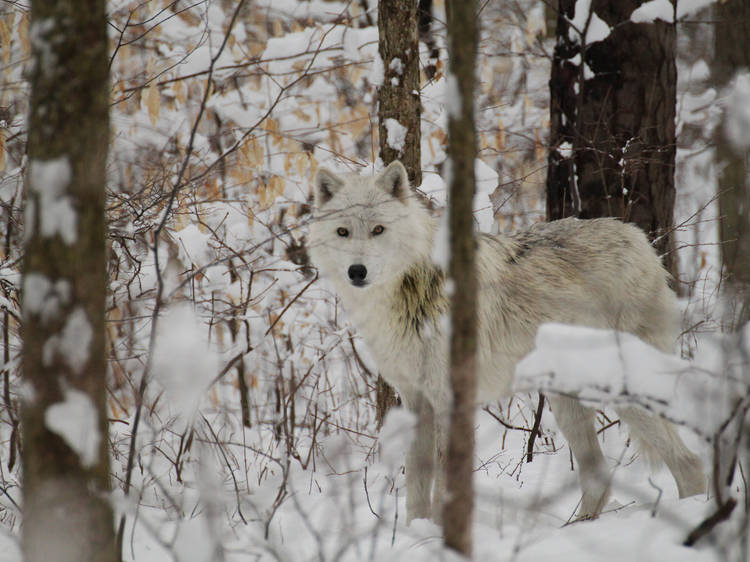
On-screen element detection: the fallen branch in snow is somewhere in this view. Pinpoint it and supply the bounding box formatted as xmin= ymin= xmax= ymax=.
xmin=683 ymin=497 xmax=737 ymax=546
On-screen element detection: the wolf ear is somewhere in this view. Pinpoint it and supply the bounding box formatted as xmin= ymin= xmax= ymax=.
xmin=376 ymin=160 xmax=410 ymax=201
xmin=313 ymin=168 xmax=345 ymax=205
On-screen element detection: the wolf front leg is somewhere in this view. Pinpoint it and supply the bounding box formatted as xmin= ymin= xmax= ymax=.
xmin=403 ymin=393 xmax=436 ymax=522
xmin=430 ymin=398 xmax=451 ymax=525
xmin=548 ymin=395 xmax=611 ymax=519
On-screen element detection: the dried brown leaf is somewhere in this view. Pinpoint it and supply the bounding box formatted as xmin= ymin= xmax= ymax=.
xmin=0 ymin=131 xmax=6 ymax=173
xmin=145 ymin=83 xmax=160 ymax=125
xmin=0 ymin=14 xmax=13 ymax=66
xmin=18 ymin=13 xmax=29 ymax=55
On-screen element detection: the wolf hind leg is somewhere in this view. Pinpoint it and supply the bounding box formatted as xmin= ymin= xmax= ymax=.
xmin=615 ymin=406 xmax=705 ymax=498
xmin=548 ymin=395 xmax=611 ymax=519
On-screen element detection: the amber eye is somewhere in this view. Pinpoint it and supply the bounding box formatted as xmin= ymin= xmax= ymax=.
xmin=372 ymin=225 xmax=385 ymax=236
xmin=336 ymin=227 xmax=349 ymax=237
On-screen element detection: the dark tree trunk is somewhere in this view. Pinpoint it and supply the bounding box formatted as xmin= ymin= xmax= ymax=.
xmin=418 ymin=0 xmax=439 ymax=80
xmin=22 ymin=0 xmax=116 ymax=558
xmin=377 ymin=0 xmax=422 ymax=186
xmin=547 ymin=0 xmax=678 ymax=279
xmin=376 ymin=0 xmax=423 ymax=425
xmin=442 ymin=0 xmax=478 ymax=556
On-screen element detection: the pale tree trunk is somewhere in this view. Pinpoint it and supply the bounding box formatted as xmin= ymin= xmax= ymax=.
xmin=22 ymin=0 xmax=116 ymax=558
xmin=442 ymin=0 xmax=478 ymax=556
xmin=376 ymin=0 xmax=422 ymax=426
xmin=547 ymin=0 xmax=678 ymax=281
xmin=714 ymin=0 xmax=750 ymax=331
xmin=684 ymin=0 xmax=750 ymax=550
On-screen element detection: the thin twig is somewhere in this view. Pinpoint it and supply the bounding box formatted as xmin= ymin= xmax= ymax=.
xmin=363 ymin=466 xmax=380 ymax=519
xmin=483 ymin=405 xmax=534 ymax=433
xmin=526 ymin=393 xmax=545 ymax=463
xmin=265 ymin=272 xmax=318 ymax=336
xmin=201 ymin=414 xmax=248 ymax=524
xmin=115 ymin=1 xmax=248 ymax=555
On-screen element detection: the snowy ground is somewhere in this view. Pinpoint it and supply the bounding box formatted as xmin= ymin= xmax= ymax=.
xmin=117 ymin=408 xmax=717 ymax=561
xmin=0 ymin=402 xmax=717 ymax=562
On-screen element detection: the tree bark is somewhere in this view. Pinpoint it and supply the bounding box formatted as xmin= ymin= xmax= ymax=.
xmin=22 ymin=0 xmax=116 ymax=558
xmin=377 ymin=0 xmax=422 ymax=186
xmin=376 ymin=0 xmax=423 ymax=425
xmin=547 ymin=0 xmax=678 ymax=280
xmin=442 ymin=0 xmax=478 ymax=556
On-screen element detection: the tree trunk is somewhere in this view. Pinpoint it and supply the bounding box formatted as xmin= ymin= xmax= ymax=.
xmin=376 ymin=0 xmax=423 ymax=425
xmin=547 ymin=0 xmax=678 ymax=280
xmin=442 ymin=0 xmax=478 ymax=556
xmin=714 ymin=0 xmax=750 ymax=330
xmin=377 ymin=0 xmax=422 ymax=186
xmin=22 ymin=0 xmax=116 ymax=558
xmin=704 ymin=0 xmax=750 ymax=549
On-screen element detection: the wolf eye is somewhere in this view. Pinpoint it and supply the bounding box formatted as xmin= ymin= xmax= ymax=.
xmin=372 ymin=225 xmax=385 ymax=236
xmin=336 ymin=227 xmax=349 ymax=237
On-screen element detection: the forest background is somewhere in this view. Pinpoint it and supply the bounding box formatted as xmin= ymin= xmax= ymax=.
xmin=1 ymin=0 xmax=748 ymax=560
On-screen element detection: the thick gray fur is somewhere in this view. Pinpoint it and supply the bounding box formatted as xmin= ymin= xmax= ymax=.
xmin=308 ymin=161 xmax=705 ymax=522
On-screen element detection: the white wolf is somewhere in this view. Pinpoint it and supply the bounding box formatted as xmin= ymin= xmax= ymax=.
xmin=308 ymin=160 xmax=705 ymax=522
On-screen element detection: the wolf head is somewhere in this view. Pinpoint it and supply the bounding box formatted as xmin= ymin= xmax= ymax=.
xmin=308 ymin=161 xmax=435 ymax=291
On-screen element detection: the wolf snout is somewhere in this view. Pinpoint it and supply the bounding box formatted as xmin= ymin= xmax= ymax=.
xmin=347 ymin=264 xmax=368 ymax=287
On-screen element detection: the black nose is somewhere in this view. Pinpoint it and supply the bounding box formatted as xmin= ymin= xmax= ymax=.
xmin=348 ymin=264 xmax=367 ymax=286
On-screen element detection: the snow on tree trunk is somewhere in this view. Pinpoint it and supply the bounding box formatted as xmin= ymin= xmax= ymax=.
xmin=21 ymin=0 xmax=116 ymax=558
xmin=442 ymin=0 xmax=478 ymax=556
xmin=547 ymin=0 xmax=679 ymax=281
